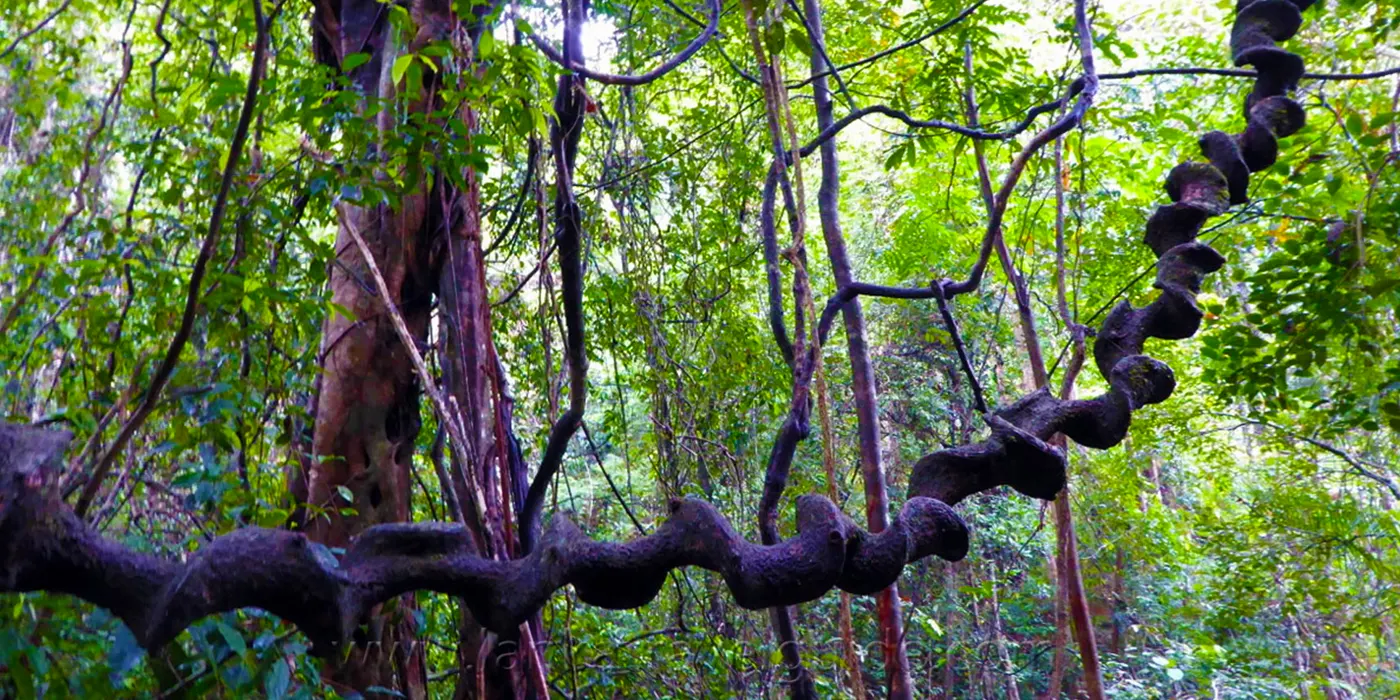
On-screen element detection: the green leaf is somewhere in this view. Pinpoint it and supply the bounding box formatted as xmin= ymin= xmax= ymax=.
xmin=387 ymin=3 xmax=411 ymax=29
xmin=764 ymin=20 xmax=786 ymax=57
xmin=257 ymin=507 xmax=289 ymax=528
xmin=392 ymin=54 xmax=415 ymax=85
xmin=920 ymin=616 xmax=942 ymax=637
xmin=405 ymin=58 xmax=424 ymax=94
xmin=1327 ymin=174 xmax=1344 ymax=196
xmin=883 ymin=143 xmax=905 ymax=170
xmin=215 ymin=620 xmax=247 ymax=656
xmin=342 ymin=52 xmax=371 ymax=72
xmin=107 ymin=623 xmax=145 ymax=683
xmin=1368 ymin=278 xmax=1400 ymax=296
xmin=1345 ymin=111 xmax=1364 ymax=136
xmin=328 ymin=301 xmax=357 ymax=321
xmin=10 ymin=657 xmax=35 ymax=700
xmin=790 ymin=30 xmax=812 ymax=57
xmin=264 ymin=658 xmax=291 ymax=700
xmin=1166 ymin=667 xmax=1184 ymax=681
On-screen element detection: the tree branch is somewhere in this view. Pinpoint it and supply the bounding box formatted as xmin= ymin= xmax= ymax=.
xmin=795 ymin=99 xmax=1066 ymax=157
xmin=933 ymin=284 xmax=987 ymax=414
xmin=523 ymin=0 xmax=720 ymax=86
xmin=940 ymin=0 xmax=1098 ymax=299
xmin=760 ymin=161 xmax=796 ymax=366
xmin=522 ymin=0 xmax=591 ymax=554
xmin=786 ymin=0 xmax=988 ymax=90
xmin=0 ymin=0 xmax=73 ymax=59
xmin=1219 ymin=417 xmax=1400 ymax=500
xmin=1092 ymin=64 xmax=1400 ymax=84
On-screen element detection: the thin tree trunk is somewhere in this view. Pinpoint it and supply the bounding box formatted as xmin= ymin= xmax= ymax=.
xmin=971 ymin=593 xmax=992 ymax=697
xmin=989 ymin=560 xmax=1022 ymax=700
xmin=738 ymin=1 xmax=822 ymax=694
xmin=942 ymin=564 xmax=960 ymax=697
xmin=963 ymin=52 xmax=1105 ymax=698
xmin=820 ymin=363 xmax=866 ymax=700
xmin=1111 ymin=550 xmax=1125 ymax=656
xmin=1054 ymin=486 xmax=1101 ymax=698
xmin=1045 ymin=547 xmax=1069 ymax=699
xmin=1045 ymin=129 xmax=1077 ymax=700
xmin=774 ymin=19 xmax=865 ymax=700
xmin=799 ymin=1 xmax=914 ymax=695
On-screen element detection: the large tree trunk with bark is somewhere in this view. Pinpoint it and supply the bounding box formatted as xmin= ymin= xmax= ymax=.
xmin=306 ymin=0 xmax=523 ymax=695
xmin=310 ymin=198 xmax=434 ymax=695
xmin=303 ymin=1 xmax=430 ymax=694
xmin=303 ymin=19 xmax=432 ymax=700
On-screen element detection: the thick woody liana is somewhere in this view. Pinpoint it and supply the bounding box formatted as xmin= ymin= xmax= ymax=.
xmin=909 ymin=0 xmax=1313 ymax=511
xmin=0 ymin=0 xmax=1314 ymax=665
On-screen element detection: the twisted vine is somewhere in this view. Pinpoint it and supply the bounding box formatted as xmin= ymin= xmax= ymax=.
xmin=0 ymin=425 xmax=966 ymax=655
xmin=910 ymin=0 xmax=1313 ymax=505
xmin=0 ymin=0 xmax=1315 ymax=663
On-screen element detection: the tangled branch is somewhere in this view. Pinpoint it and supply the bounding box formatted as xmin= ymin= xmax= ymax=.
xmin=523 ymin=0 xmax=720 ymax=86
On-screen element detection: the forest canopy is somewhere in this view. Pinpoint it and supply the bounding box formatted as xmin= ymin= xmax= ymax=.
xmin=1 ymin=0 xmax=1398 ymax=697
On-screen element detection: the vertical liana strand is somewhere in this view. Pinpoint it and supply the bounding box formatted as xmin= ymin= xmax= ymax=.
xmin=738 ymin=3 xmax=817 ymax=695
xmin=798 ymin=0 xmax=918 ymax=693
xmin=521 ymin=0 xmax=591 ymax=555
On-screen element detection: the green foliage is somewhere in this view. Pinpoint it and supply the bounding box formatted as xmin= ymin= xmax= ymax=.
xmin=1 ymin=0 xmax=1398 ymax=696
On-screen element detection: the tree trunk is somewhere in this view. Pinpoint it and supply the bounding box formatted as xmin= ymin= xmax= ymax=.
xmin=963 ymin=63 xmax=1106 ymax=697
xmin=989 ymin=560 xmax=1022 ymax=700
xmin=306 ymin=0 xmax=526 ymax=695
xmin=800 ymin=1 xmax=914 ymax=695
xmin=305 ymin=2 xmax=434 ymax=691
xmin=941 ymin=564 xmax=960 ymax=697
xmin=1045 ymin=547 xmax=1069 ymax=699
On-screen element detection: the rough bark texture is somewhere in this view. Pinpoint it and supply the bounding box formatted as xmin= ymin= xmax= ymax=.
xmin=911 ymin=0 xmax=1312 ymax=514
xmin=303 ymin=0 xmax=454 ymax=692
xmin=0 ymin=0 xmax=1316 ymax=691
xmin=0 ymin=424 xmax=970 ymax=651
